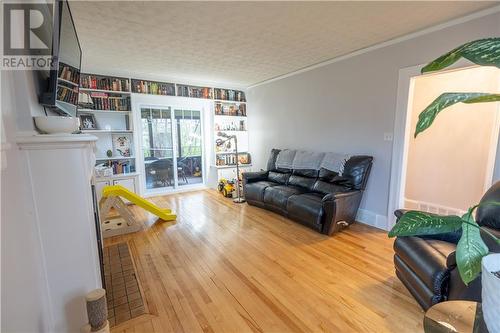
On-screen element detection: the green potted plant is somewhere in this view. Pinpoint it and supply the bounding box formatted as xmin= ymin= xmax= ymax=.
xmin=388 ymin=37 xmax=500 ymax=331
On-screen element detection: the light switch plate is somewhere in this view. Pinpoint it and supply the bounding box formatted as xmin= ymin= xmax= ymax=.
xmin=384 ymin=132 xmax=393 ymax=141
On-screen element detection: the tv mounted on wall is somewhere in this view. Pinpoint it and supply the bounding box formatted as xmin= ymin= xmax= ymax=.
xmin=39 ymin=0 xmax=82 ymax=117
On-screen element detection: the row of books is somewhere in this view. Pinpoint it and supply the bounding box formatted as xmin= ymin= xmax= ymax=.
xmin=58 ymin=62 xmax=79 ymax=84
xmin=85 ymin=92 xmax=131 ymax=111
xmin=215 ymin=103 xmax=246 ymax=116
xmin=102 ymin=160 xmax=134 ymax=175
xmin=57 ymin=85 xmax=78 ymax=105
xmin=214 ymin=88 xmax=246 ymax=102
xmin=177 ymin=85 xmax=213 ymax=99
xmin=80 ymin=74 xmax=131 ymax=92
xmin=215 ymin=120 xmax=246 ymax=132
xmin=215 ymin=153 xmax=251 ymax=166
xmin=131 ymin=79 xmax=175 ymax=96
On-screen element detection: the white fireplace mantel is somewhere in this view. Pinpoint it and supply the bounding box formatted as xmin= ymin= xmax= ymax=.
xmin=16 ymin=133 xmax=102 ymax=332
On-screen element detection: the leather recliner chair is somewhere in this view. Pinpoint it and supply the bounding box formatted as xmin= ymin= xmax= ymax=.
xmin=242 ymin=149 xmax=373 ymax=235
xmin=393 ymin=181 xmax=500 ymax=310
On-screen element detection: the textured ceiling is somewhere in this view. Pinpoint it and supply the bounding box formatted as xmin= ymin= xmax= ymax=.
xmin=70 ymin=1 xmax=496 ymax=88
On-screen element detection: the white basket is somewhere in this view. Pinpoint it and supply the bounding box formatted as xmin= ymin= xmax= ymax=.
xmin=94 ymin=165 xmax=113 ymax=178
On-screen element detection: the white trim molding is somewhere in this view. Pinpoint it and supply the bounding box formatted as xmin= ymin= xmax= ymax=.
xmin=356 ymin=209 xmax=388 ymax=231
xmin=404 ymin=198 xmax=466 ymax=217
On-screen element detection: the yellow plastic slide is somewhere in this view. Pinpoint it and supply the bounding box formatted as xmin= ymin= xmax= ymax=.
xmin=102 ymin=185 xmax=177 ymax=221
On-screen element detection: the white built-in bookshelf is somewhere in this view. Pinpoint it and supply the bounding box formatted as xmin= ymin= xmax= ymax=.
xmin=213 ymin=100 xmax=251 ymax=168
xmin=78 ymin=73 xmax=250 ymax=192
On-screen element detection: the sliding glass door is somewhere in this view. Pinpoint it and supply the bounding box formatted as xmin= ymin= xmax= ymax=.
xmin=140 ymin=106 xmax=203 ymax=193
xmin=175 ymin=109 xmax=203 ymax=187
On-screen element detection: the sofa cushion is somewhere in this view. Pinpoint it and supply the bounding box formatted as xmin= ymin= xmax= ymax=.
xmin=263 ymin=185 xmax=305 ymax=210
xmin=394 ymin=237 xmax=455 ymax=294
xmin=266 ymin=149 xmax=281 ymax=171
xmin=288 ymin=175 xmax=316 ymax=191
xmin=268 ymin=171 xmax=290 ymax=185
xmin=244 ymin=181 xmax=279 ymax=202
xmin=318 ymin=168 xmax=338 ymax=181
xmin=287 ymin=193 xmax=324 ymax=226
xmin=293 ymin=169 xmax=319 ymax=177
xmin=477 ymin=181 xmax=500 ymax=229
xmin=312 ymin=180 xmax=351 ymax=195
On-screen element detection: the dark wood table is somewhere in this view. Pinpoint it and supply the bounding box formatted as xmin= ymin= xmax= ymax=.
xmin=424 ymin=301 xmax=489 ymax=333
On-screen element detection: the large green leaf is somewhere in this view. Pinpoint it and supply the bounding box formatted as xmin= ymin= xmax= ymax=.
xmin=422 ymin=38 xmax=500 ymax=73
xmin=415 ymin=93 xmax=500 ymax=137
xmin=456 ymin=213 xmax=489 ymax=285
xmin=388 ymin=211 xmax=463 ymax=238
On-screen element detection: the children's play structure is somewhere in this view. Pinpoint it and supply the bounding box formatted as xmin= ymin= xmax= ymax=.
xmin=99 ymin=185 xmax=176 ymax=237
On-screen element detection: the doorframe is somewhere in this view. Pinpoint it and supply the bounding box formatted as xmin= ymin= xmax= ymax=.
xmin=387 ymin=62 xmax=500 ymax=228
xmin=131 ymin=93 xmax=212 ymax=197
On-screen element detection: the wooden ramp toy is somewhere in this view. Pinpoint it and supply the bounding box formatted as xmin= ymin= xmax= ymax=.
xmin=99 ymin=185 xmax=176 ymax=237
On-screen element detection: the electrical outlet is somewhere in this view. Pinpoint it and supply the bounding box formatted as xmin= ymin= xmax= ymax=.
xmin=384 ymin=132 xmax=393 ymax=141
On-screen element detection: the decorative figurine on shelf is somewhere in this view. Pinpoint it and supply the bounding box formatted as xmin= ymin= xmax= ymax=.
xmin=106 ymin=149 xmax=113 ymax=158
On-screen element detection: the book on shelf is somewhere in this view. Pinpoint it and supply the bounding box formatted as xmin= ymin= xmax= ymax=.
xmin=58 ymin=62 xmax=79 ymax=85
xmin=99 ymin=160 xmax=134 ymax=175
xmin=215 ymin=153 xmax=251 ymax=166
xmin=215 ymin=119 xmax=246 ymax=131
xmin=57 ymin=85 xmax=78 ymax=105
xmin=78 ymin=91 xmax=131 ymax=111
xmin=177 ymin=85 xmax=212 ymax=99
xmin=214 ymin=102 xmax=246 ymax=116
xmin=80 ymin=74 xmax=130 ymax=92
xmin=131 ymin=79 xmax=175 ymax=96
xmin=214 ymin=88 xmax=246 ymax=102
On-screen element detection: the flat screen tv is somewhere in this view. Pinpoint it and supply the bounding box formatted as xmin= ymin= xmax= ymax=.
xmin=39 ymin=0 xmax=81 ymax=117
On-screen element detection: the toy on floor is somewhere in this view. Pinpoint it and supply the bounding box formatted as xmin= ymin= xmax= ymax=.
xmin=217 ymin=178 xmax=235 ymax=198
xmin=99 ymin=185 xmax=176 ymax=237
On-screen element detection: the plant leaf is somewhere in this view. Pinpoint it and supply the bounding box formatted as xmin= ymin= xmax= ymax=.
xmin=415 ymin=93 xmax=500 ymax=137
xmin=422 ymin=38 xmax=500 ymax=73
xmin=388 ymin=211 xmax=463 ymax=238
xmin=456 ymin=213 xmax=489 ymax=285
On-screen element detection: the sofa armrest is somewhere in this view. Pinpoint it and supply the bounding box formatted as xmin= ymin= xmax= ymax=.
xmin=446 ymin=251 xmax=456 ymax=269
xmin=242 ymin=171 xmax=268 ymax=184
xmin=394 ymin=209 xmax=408 ymax=219
xmin=321 ymin=190 xmax=363 ymax=235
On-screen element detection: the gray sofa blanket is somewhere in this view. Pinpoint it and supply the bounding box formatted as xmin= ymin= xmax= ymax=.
xmin=275 ymin=149 xmax=351 ymax=174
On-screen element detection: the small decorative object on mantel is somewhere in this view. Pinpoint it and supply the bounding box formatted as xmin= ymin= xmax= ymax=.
xmin=81 ymin=288 xmax=109 ymax=333
xmin=79 ymin=114 xmax=97 ymax=130
xmin=34 ymin=116 xmax=80 ymax=134
xmin=106 ymin=150 xmax=113 ymax=158
xmin=481 ymin=254 xmax=500 ymax=333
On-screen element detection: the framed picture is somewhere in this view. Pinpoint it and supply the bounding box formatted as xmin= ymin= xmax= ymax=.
xmin=112 ymin=134 xmax=131 ymax=157
xmin=79 ymin=113 xmax=97 ymax=130
xmin=238 ymin=153 xmax=250 ymax=165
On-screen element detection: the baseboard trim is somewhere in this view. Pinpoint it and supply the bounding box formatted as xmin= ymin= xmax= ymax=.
xmin=356 ymin=209 xmax=388 ymax=231
xmin=404 ymin=198 xmax=466 ymax=216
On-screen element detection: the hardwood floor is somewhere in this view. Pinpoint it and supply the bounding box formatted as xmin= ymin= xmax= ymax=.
xmin=105 ymin=189 xmax=424 ymax=333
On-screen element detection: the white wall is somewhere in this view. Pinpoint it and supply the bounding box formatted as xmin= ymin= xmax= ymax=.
xmin=246 ymin=11 xmax=500 ymax=229
xmin=404 ymin=67 xmax=500 ymax=212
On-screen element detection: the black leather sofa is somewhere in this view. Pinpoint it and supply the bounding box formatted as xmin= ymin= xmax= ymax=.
xmin=242 ymin=149 xmax=373 ymax=235
xmin=393 ymin=181 xmax=500 ymax=310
